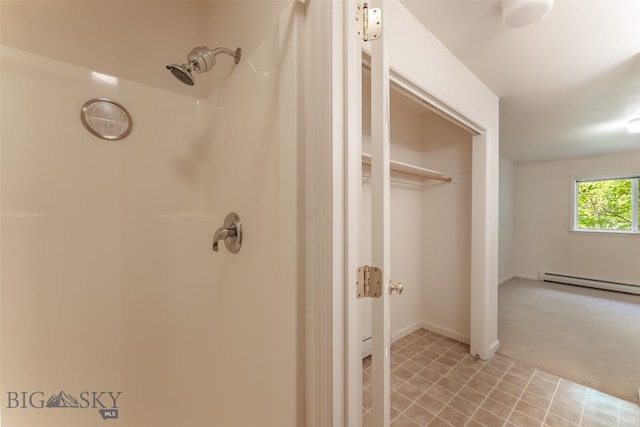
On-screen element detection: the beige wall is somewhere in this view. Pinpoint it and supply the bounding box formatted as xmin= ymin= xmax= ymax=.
xmin=514 ymin=151 xmax=640 ymax=285
xmin=0 ymin=1 xmax=290 ymax=99
xmin=1 ymin=2 xmax=303 ymax=426
xmin=499 ymin=156 xmax=516 ymax=284
xmin=0 ymin=1 xmax=210 ymax=98
xmin=420 ymin=114 xmax=473 ymax=342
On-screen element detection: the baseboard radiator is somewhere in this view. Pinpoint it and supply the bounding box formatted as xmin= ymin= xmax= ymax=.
xmin=539 ymin=272 xmax=640 ymax=296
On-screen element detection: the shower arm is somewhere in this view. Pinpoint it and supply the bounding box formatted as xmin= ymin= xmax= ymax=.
xmin=211 ymin=47 xmax=242 ymax=63
xmin=188 ymin=46 xmax=242 ymax=73
xmin=167 ymin=45 xmax=242 ymax=86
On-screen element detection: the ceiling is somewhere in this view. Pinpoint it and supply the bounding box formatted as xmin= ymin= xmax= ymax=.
xmin=2 ymin=1 xmax=638 ymax=164
xmin=400 ymin=0 xmax=640 ymax=164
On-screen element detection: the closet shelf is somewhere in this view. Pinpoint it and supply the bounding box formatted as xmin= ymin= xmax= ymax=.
xmin=361 ymin=153 xmax=452 ymax=183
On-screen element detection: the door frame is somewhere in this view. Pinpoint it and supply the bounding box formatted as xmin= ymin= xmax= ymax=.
xmin=304 ymin=0 xmax=500 ymax=426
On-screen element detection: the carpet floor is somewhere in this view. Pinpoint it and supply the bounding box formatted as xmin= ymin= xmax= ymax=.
xmin=498 ymin=278 xmax=640 ymax=403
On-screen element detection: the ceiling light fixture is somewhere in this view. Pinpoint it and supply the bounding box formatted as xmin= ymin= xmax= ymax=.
xmin=502 ymin=0 xmax=554 ymax=28
xmin=627 ymin=118 xmax=640 ymax=133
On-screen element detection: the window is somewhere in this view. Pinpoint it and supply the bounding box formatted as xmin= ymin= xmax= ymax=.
xmin=574 ymin=176 xmax=639 ymax=233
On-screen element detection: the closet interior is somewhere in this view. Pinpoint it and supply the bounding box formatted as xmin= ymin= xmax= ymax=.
xmin=359 ymin=70 xmax=474 ymax=356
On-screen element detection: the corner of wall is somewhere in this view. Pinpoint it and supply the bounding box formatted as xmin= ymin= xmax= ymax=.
xmin=499 ymin=156 xmax=516 ymax=284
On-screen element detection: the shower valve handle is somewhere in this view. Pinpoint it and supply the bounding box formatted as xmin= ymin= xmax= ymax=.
xmin=212 ymin=212 xmax=242 ymax=254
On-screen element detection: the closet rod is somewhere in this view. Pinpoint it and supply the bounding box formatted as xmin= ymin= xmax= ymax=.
xmin=361 ymin=153 xmax=452 ymax=183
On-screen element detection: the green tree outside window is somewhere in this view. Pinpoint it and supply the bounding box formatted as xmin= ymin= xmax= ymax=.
xmin=576 ymin=179 xmax=632 ymax=230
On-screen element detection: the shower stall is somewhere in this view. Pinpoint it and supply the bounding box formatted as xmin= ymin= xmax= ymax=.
xmin=1 ymin=1 xmax=304 ymax=426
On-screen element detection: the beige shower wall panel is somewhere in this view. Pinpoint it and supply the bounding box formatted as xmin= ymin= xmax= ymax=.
xmin=1 ymin=45 xmax=201 ymax=427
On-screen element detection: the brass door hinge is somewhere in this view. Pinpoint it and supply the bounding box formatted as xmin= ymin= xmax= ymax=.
xmin=356 ymin=3 xmax=382 ymax=42
xmin=357 ymin=265 xmax=382 ymax=298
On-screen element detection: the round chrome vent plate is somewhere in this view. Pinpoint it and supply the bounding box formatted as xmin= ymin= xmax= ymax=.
xmin=81 ymin=98 xmax=132 ymax=140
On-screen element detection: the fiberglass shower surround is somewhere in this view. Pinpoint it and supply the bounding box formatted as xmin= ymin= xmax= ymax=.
xmin=166 ymin=45 xmax=242 ymax=86
xmin=2 ymin=1 xmax=307 ymax=425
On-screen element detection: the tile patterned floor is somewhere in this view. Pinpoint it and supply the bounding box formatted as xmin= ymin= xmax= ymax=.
xmin=362 ymin=328 xmax=640 ymax=427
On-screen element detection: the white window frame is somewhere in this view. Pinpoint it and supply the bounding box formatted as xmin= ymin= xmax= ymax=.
xmin=572 ymin=175 xmax=640 ymax=234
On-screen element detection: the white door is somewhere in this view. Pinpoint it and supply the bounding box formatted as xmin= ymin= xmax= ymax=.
xmin=345 ymin=1 xmax=392 ymax=426
xmin=368 ymin=1 xmax=392 ymax=426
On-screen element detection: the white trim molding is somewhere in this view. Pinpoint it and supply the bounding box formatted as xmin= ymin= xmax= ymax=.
xmin=304 ymin=0 xmax=338 ymax=425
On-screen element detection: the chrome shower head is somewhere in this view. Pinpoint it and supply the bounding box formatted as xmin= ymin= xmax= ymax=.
xmin=166 ymin=64 xmax=195 ymax=86
xmin=167 ymin=46 xmax=242 ymax=86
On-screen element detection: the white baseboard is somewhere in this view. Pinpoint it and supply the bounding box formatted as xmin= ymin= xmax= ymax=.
xmin=420 ymin=321 xmax=470 ymax=345
xmin=393 ymin=322 xmax=423 ymax=343
xmin=498 ymin=275 xmax=515 ymax=286
xmin=361 ymin=322 xmax=432 ymax=358
xmin=489 ymin=339 xmax=501 ymax=357
xmin=515 ymin=273 xmax=539 ymax=281
xmin=361 ymin=321 xmax=472 ymax=358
